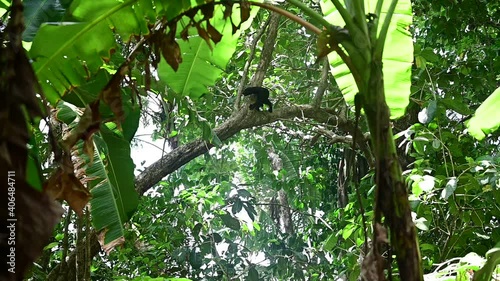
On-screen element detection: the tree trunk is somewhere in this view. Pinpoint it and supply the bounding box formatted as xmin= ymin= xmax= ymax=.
xmin=362 ymin=59 xmax=423 ymax=281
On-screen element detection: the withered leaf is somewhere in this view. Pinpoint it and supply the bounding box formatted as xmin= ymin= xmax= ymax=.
xmin=5 ymin=179 xmax=63 ymax=280
xmin=62 ymin=102 xmax=100 ymax=150
xmin=101 ymin=65 xmax=128 ymax=128
xmin=185 ymin=7 xmax=199 ymax=20
xmin=201 ymin=3 xmax=214 ymax=19
xmin=167 ymin=21 xmax=177 ymax=39
xmin=206 ymin=21 xmax=222 ymax=44
xmin=223 ymin=3 xmax=233 ymax=19
xmin=83 ymin=134 xmax=95 ymax=164
xmin=98 ymin=231 xmax=126 ymax=255
xmin=240 ymin=1 xmax=251 ymax=25
xmin=161 ymin=35 xmax=183 ymax=71
xmin=44 ymin=166 xmax=92 ymax=216
xmin=195 ymin=23 xmax=212 ymax=50
xmin=180 ymin=25 xmax=190 ymax=41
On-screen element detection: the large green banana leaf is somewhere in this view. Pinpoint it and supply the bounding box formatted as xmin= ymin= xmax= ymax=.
xmin=466 ymin=87 xmax=500 ymax=140
xmin=320 ymin=0 xmax=413 ymax=119
xmin=28 ymin=0 xmax=256 ymax=243
xmin=87 ymin=124 xmax=139 ymax=245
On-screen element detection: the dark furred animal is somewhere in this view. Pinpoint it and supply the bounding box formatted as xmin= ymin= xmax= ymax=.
xmin=243 ymin=87 xmax=273 ymax=113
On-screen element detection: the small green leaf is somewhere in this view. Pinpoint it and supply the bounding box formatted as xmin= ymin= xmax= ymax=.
xmin=441 ymin=177 xmax=457 ymax=200
xmin=220 ymin=213 xmax=240 ymax=230
xmin=342 ymin=224 xmax=356 ymax=240
xmin=414 ymin=217 xmax=429 ymax=231
xmin=418 ymin=100 xmax=437 ymax=124
xmin=192 ymin=223 xmax=202 ymax=237
xmin=55 ymin=101 xmax=78 ymax=124
xmin=189 ymin=249 xmax=202 ymax=269
xmin=211 ymin=233 xmax=222 ymax=243
xmin=252 ymin=221 xmax=261 ymax=231
xmin=43 ymin=242 xmax=59 ymax=251
xmin=237 ymin=189 xmax=252 ymax=198
xmin=246 ymin=267 xmax=259 ymax=281
xmin=232 ymin=199 xmax=243 ymax=214
xmin=323 ymin=233 xmax=338 ymax=251
xmin=243 ymin=203 xmax=257 ymax=221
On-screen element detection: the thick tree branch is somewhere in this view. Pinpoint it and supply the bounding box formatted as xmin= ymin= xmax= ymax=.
xmin=135 ymin=104 xmax=342 ymax=194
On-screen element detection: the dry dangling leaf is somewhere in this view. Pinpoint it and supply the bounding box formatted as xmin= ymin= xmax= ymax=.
xmin=200 ymin=3 xmax=214 ymax=19
xmin=98 ymin=230 xmax=126 ymax=255
xmin=44 ymin=154 xmax=92 ymax=216
xmin=196 ymin=22 xmax=212 ymax=50
xmin=240 ymin=1 xmax=251 ymax=24
xmin=100 ymin=65 xmax=129 ymax=128
xmin=206 ymin=22 xmax=222 ymax=44
xmin=161 ymin=34 xmax=182 ymax=71
xmin=61 ymin=101 xmax=101 ymax=154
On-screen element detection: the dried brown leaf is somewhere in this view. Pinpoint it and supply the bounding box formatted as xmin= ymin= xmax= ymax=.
xmin=98 ymin=231 xmax=126 ymax=255
xmin=180 ymin=25 xmax=190 ymax=41
xmin=101 ymin=65 xmax=128 ymax=128
xmin=201 ymin=3 xmax=214 ymax=20
xmin=161 ymin=35 xmax=183 ymax=71
xmin=44 ymin=166 xmax=92 ymax=216
xmin=206 ymin=21 xmax=222 ymax=44
xmin=223 ymin=3 xmax=232 ymax=19
xmin=83 ymin=134 xmax=95 ymax=164
xmin=240 ymin=1 xmax=251 ymax=25
xmin=195 ymin=23 xmax=212 ymax=50
xmin=1 ymin=180 xmax=63 ymax=280
xmin=62 ymin=103 xmax=100 ymax=150
xmin=185 ymin=7 xmax=199 ymax=20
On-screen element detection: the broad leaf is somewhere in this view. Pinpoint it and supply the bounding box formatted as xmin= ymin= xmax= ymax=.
xmin=30 ymin=22 xmax=116 ymax=103
xmin=220 ymin=213 xmax=240 ymax=231
xmin=29 ymin=0 xmax=155 ymax=103
xmin=87 ymin=124 xmax=139 ymax=245
xmin=23 ymin=0 xmax=72 ymax=41
xmin=157 ymin=5 xmax=255 ymax=98
xmin=466 ymin=87 xmax=500 ymax=140
xmin=320 ymin=0 xmax=413 ymax=119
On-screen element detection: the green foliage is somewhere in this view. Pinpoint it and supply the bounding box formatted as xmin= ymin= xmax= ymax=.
xmin=319 ymin=0 xmax=413 ymax=118
xmin=23 ymin=0 xmax=73 ymax=41
xmin=467 ymin=87 xmax=500 ymax=140
xmin=21 ymin=0 xmax=500 ymax=279
xmin=157 ymin=35 xmax=238 ymax=99
xmin=30 ymin=19 xmax=116 ymax=103
xmin=88 ymin=124 xmax=139 ymax=244
xmin=474 ymin=243 xmax=500 ymax=281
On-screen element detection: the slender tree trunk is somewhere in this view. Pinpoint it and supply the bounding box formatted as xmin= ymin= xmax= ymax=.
xmin=362 ymin=59 xmax=423 ymax=281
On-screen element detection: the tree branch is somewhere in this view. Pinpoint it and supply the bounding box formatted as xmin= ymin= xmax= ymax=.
xmin=312 ymin=59 xmax=330 ymax=108
xmin=251 ymin=12 xmax=280 ymax=86
xmin=135 ymin=104 xmax=342 ymax=194
xmin=234 ymin=15 xmax=271 ymax=110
